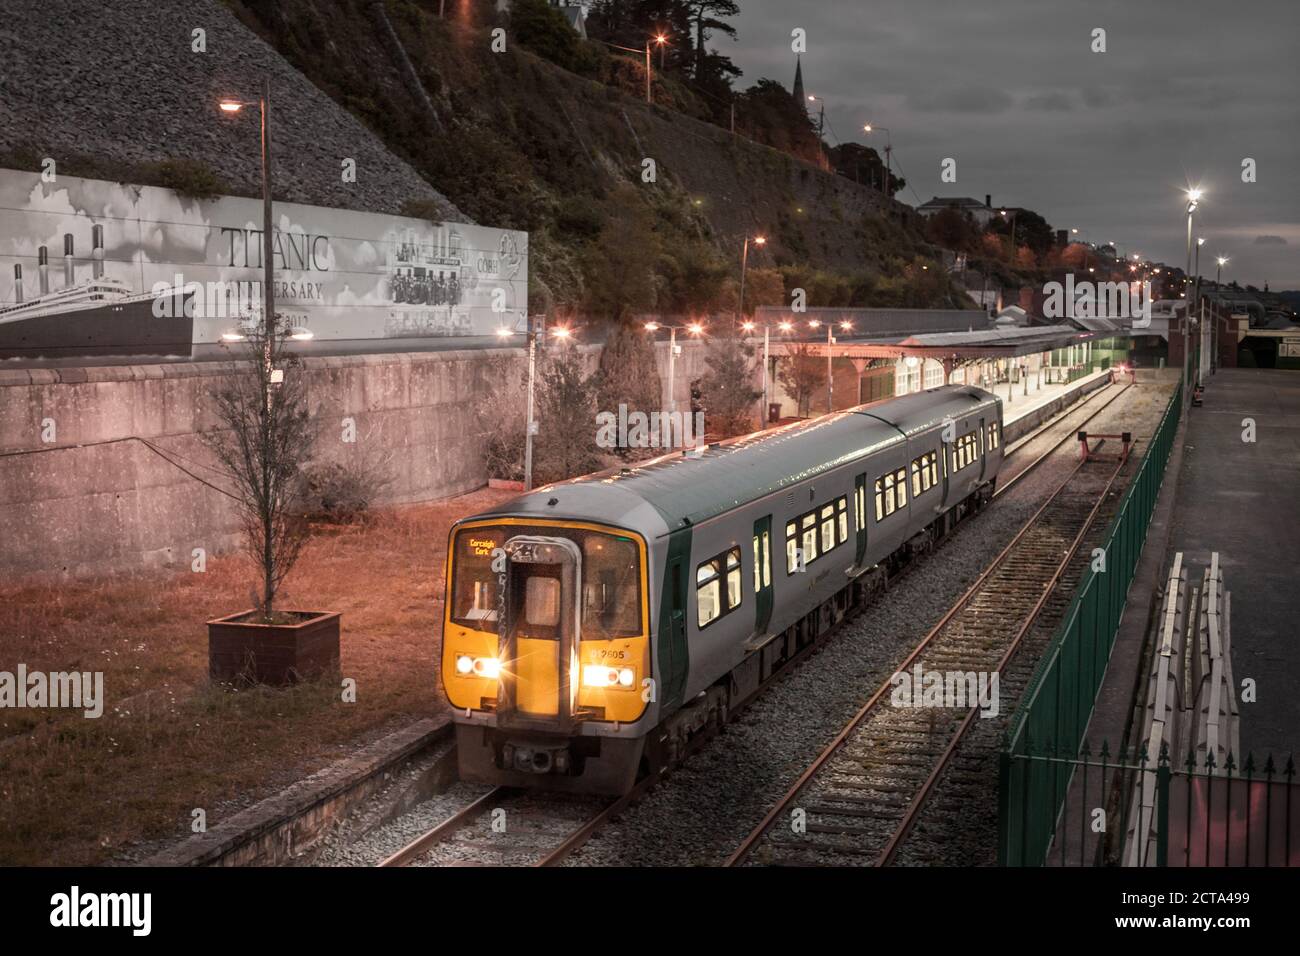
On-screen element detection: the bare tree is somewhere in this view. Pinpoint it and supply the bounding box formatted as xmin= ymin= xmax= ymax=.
xmin=776 ymin=342 xmax=827 ymax=417
xmin=203 ymin=315 xmax=318 ymax=622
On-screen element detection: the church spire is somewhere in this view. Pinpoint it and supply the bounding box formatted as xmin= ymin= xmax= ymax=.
xmin=793 ymin=55 xmax=806 ymax=114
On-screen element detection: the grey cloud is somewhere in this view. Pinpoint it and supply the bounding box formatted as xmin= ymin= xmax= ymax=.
xmin=1254 ymin=235 xmax=1288 ymax=245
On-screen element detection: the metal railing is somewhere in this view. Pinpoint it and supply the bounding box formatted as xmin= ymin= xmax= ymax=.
xmin=1009 ymin=741 xmax=1298 ymax=866
xmin=999 ymin=383 xmax=1182 ymax=865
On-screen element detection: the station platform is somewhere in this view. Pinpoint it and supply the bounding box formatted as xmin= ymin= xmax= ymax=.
xmin=1047 ymin=369 xmax=1299 ymax=864
xmin=1000 ymin=368 xmax=1111 ymax=444
xmin=1167 ymin=369 xmax=1300 ymax=756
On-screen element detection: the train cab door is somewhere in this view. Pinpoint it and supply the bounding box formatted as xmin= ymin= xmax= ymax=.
xmin=499 ymin=536 xmax=581 ymax=732
xmin=752 ymin=516 xmax=773 ymax=634
xmin=853 ymin=473 xmax=868 ymax=567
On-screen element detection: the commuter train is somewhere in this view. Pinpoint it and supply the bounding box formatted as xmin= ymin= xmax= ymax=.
xmin=441 ymin=385 xmax=1004 ymax=794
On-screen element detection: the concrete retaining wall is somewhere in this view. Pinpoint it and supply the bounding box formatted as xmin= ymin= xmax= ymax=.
xmin=0 ymin=341 xmax=701 ymax=577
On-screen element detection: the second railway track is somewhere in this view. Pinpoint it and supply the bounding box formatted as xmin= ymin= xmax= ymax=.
xmin=726 ymin=442 xmax=1128 ymax=867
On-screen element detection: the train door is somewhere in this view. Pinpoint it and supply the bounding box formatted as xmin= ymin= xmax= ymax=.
xmin=853 ymin=473 xmax=868 ymax=566
xmin=499 ymin=536 xmax=580 ymax=730
xmin=752 ymin=516 xmax=773 ymax=634
xmin=977 ymin=416 xmax=988 ymax=482
xmin=657 ymin=533 xmax=691 ymax=711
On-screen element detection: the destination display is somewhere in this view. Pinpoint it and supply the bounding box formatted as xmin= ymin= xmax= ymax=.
xmin=0 ymin=168 xmax=528 ymax=361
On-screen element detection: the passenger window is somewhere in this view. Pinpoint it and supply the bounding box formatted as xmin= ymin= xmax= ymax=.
xmin=697 ymin=559 xmax=722 ymax=627
xmin=761 ymin=531 xmax=771 ymax=587
xmin=525 ymin=577 xmax=560 ymax=627
xmin=785 ymin=521 xmax=798 ymax=575
xmin=801 ymin=513 xmax=819 ymax=563
xmin=836 ymin=497 xmax=848 ymax=544
xmin=819 ymin=504 xmax=835 ymax=552
xmin=725 ymin=548 xmax=742 ymax=610
xmin=752 ymin=535 xmax=761 ymax=593
xmin=698 ymin=547 xmax=743 ymax=628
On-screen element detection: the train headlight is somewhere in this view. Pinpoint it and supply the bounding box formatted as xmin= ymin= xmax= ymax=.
xmin=583 ymin=664 xmax=636 ymax=688
xmin=457 ymin=655 xmax=500 ymax=678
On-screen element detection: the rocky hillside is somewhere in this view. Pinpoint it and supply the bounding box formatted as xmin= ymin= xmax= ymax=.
xmin=0 ymin=0 xmax=463 ymax=221
xmin=0 ymin=0 xmax=961 ymax=313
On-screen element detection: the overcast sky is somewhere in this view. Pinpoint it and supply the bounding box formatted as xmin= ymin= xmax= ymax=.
xmin=723 ymin=0 xmax=1300 ymax=289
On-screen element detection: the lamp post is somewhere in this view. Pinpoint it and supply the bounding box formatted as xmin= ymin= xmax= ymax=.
xmin=644 ymin=33 xmax=668 ymax=103
xmin=645 ymin=321 xmax=704 ymax=416
xmin=999 ymin=208 xmax=1018 ymax=261
xmin=863 ymin=124 xmax=892 ymax=196
xmin=742 ymin=318 xmax=796 ymax=427
xmin=1181 ymin=189 xmax=1202 ymax=402
xmin=737 ymin=234 xmax=766 ymax=331
xmin=219 ymin=78 xmax=277 ymax=383
xmin=807 ymin=319 xmax=852 ymax=413
xmin=1216 ymin=255 xmax=1228 ymax=287
xmin=496 ymin=319 xmax=571 ymax=490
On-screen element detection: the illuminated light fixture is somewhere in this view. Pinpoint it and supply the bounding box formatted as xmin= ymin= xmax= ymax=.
xmin=289 ymin=325 xmax=314 ymax=341
xmin=220 ymin=330 xmax=246 ymax=343
xmin=218 ymin=100 xmax=243 ymax=113
xmin=551 ymin=326 xmax=572 ymax=339
xmin=1198 ymin=236 xmax=1206 ymax=246
xmin=779 ymin=320 xmax=793 ymax=332
xmin=644 ymin=322 xmax=659 ymax=331
xmin=467 ymin=656 xmax=500 ymax=679
xmin=754 ymin=236 xmax=767 ymax=245
xmin=495 ymin=327 xmax=513 ymax=338
xmin=808 ymin=319 xmax=821 ymax=328
xmin=455 ymin=654 xmax=473 ymax=675
xmin=1187 ymin=187 xmax=1203 ymax=202
xmin=687 ymin=323 xmax=705 ymax=335
xmin=839 ymin=321 xmax=853 ymax=331
xmin=741 ymin=321 xmax=756 ymax=332
xmin=583 ymin=664 xmax=635 ymax=688
xmin=655 ymin=33 xmax=667 ymax=44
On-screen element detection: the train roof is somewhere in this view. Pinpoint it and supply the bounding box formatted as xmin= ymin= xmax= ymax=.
xmin=471 ymin=385 xmax=999 ymax=536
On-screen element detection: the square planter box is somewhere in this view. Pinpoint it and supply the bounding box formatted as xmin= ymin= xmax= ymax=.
xmin=208 ymin=610 xmax=341 ymax=686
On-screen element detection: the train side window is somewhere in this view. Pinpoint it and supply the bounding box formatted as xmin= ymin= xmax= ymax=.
xmin=699 ymin=547 xmax=742 ymax=628
xmin=753 ymin=535 xmax=761 ymax=594
xmin=911 ymin=458 xmax=922 ymax=497
xmin=928 ymin=450 xmax=939 ymax=487
xmin=761 ymin=531 xmax=771 ymax=587
xmin=801 ymin=513 xmax=819 ymax=564
xmin=988 ymin=421 xmax=1000 ymax=450
xmin=725 ymin=548 xmax=742 ymax=610
xmin=785 ymin=520 xmax=798 ymax=575
xmin=911 ymin=450 xmax=939 ymax=494
xmin=854 ymin=481 xmax=866 ymax=530
xmin=875 ymin=467 xmax=907 ymax=519
xmin=819 ymin=504 xmax=835 ymax=553
xmin=836 ymin=497 xmax=848 ymax=544
xmin=696 ymin=558 xmax=723 ymax=627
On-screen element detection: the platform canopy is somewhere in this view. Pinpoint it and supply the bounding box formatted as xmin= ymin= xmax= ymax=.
xmin=775 ymin=324 xmax=1120 ymax=361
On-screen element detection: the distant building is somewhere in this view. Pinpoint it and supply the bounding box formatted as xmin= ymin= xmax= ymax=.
xmin=793 ymin=55 xmax=807 ymax=114
xmin=916 ymin=194 xmax=997 ymax=228
xmin=547 ymin=0 xmax=587 ymax=38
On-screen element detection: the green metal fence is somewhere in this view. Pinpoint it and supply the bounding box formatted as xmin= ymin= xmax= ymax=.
xmin=999 ymin=383 xmax=1182 ymax=866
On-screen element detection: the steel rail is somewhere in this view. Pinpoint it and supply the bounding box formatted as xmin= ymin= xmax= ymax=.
xmin=874 ymin=453 xmax=1127 ymax=865
xmin=994 ymin=381 xmax=1130 ymax=498
xmin=376 ymin=786 xmax=514 ymax=867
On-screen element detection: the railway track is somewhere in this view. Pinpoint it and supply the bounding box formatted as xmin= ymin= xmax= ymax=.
xmin=995 ymin=379 xmax=1130 ymax=497
xmin=725 ymin=445 xmax=1128 ymax=867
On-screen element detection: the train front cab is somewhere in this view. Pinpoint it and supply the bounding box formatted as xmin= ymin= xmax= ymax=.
xmin=442 ymin=518 xmax=653 ymax=794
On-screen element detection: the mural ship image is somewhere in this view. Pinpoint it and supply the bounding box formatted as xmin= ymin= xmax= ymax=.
xmin=0 ymin=228 xmax=192 ymax=361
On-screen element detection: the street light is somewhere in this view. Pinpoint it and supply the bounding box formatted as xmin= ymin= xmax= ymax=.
xmin=802 ymin=318 xmax=850 ymax=413
xmin=863 ymin=124 xmax=893 ymax=196
xmin=219 ymin=78 xmax=280 ymax=407
xmin=644 ymin=321 xmax=704 ymax=417
xmin=1216 ymin=256 xmax=1229 ymax=286
xmin=741 ymin=316 xmax=797 ymax=427
xmin=737 ymin=234 xmax=766 ymax=331
xmin=999 ymin=208 xmax=1019 ymax=260
xmin=496 ymin=319 xmax=572 ymax=490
